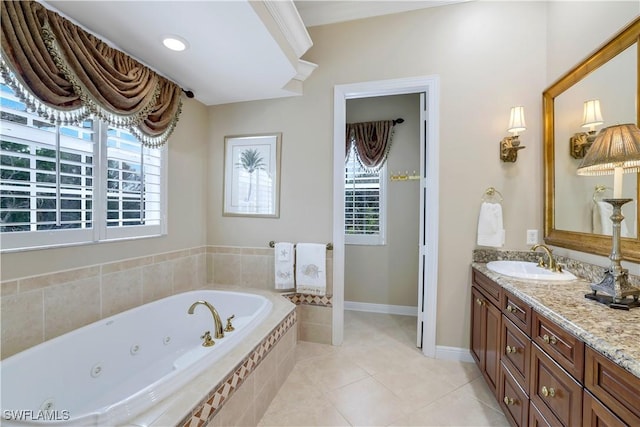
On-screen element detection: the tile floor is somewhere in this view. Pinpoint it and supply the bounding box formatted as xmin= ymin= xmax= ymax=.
xmin=258 ymin=310 xmax=509 ymax=426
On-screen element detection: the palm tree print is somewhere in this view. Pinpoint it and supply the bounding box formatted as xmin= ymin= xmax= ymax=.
xmin=236 ymin=148 xmax=266 ymax=201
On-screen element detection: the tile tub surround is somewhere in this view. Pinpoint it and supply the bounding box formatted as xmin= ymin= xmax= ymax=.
xmin=285 ymin=293 xmax=333 ymax=345
xmin=129 ymin=287 xmax=297 ymax=427
xmin=207 ymin=245 xmax=334 ymax=295
xmin=472 ymin=262 xmax=640 ymax=380
xmin=0 ymin=247 xmax=207 ymax=359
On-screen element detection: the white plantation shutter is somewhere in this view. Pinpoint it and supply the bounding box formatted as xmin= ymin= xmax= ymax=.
xmin=344 ymin=145 xmax=386 ymax=245
xmin=0 ymin=79 xmax=166 ymax=251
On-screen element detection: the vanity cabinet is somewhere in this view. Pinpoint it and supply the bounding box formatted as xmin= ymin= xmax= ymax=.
xmin=470 ymin=267 xmax=640 ymax=427
xmin=471 ymin=269 xmax=502 ymax=398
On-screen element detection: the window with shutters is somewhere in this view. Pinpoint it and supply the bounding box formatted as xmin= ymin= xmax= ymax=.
xmin=344 ymin=144 xmax=386 ymax=245
xmin=0 ymin=80 xmax=166 ymax=251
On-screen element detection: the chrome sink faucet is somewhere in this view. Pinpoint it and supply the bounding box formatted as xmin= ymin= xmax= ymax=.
xmin=188 ymin=300 xmax=225 ymax=340
xmin=531 ymin=244 xmax=562 ymax=273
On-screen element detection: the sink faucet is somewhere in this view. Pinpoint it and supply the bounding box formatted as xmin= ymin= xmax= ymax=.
xmin=531 ymin=244 xmax=562 ymax=272
xmin=188 ymin=300 xmax=224 ymax=339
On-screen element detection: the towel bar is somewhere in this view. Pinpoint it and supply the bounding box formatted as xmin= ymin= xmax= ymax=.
xmin=268 ymin=241 xmax=333 ymax=250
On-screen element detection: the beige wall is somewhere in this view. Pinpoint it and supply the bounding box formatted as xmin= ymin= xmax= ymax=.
xmin=344 ymin=94 xmax=420 ymax=307
xmin=208 ymin=1 xmax=548 ymax=349
xmin=0 ymin=98 xmax=209 ymax=280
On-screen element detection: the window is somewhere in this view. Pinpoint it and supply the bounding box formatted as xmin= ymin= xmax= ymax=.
xmin=0 ymin=81 xmax=166 ymax=251
xmin=344 ymin=144 xmax=386 ymax=245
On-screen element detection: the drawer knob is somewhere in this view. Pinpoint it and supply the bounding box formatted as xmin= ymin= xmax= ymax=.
xmin=476 ymin=298 xmax=485 ymax=306
xmin=542 ymin=334 xmax=557 ymax=345
xmin=503 ymin=396 xmax=515 ymax=406
xmin=505 ymin=345 xmax=517 ymax=354
xmin=541 ymin=386 xmax=556 ymax=398
xmin=506 ymin=305 xmax=517 ymax=313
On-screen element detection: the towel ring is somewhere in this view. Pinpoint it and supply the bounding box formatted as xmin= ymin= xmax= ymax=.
xmin=482 ymin=187 xmax=503 ymax=203
xmin=592 ymin=185 xmax=612 ymax=203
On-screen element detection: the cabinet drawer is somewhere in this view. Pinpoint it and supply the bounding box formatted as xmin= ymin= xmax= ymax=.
xmin=532 ymin=311 xmax=584 ymax=381
xmin=501 ymin=316 xmax=531 ymax=391
xmin=583 ymin=390 xmax=627 ymax=427
xmin=499 ymin=362 xmax=529 ymax=427
xmin=529 ymin=401 xmax=554 ymax=427
xmin=502 ymin=290 xmax=532 ymax=335
xmin=584 ymin=346 xmax=640 ymax=425
xmin=530 ymin=344 xmax=583 ymax=427
xmin=472 ymin=268 xmax=502 ymax=307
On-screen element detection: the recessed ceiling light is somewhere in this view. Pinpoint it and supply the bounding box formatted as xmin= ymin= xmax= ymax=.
xmin=162 ymin=35 xmax=188 ymax=52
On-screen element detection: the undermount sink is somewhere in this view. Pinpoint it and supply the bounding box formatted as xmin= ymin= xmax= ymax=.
xmin=486 ymin=260 xmax=577 ymax=282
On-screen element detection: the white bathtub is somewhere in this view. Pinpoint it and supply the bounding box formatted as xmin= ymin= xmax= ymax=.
xmin=1 ymin=290 xmax=272 ymax=427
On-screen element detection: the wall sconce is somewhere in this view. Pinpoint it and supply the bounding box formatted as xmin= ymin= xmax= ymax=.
xmin=570 ymin=99 xmax=604 ymax=159
xmin=500 ymin=106 xmax=526 ymax=162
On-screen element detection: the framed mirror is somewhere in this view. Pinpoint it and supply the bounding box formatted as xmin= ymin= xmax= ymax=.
xmin=223 ymin=133 xmax=282 ymax=217
xmin=543 ymin=18 xmax=640 ymax=261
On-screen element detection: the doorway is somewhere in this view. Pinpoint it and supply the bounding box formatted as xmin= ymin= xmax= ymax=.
xmin=332 ymin=76 xmax=440 ymax=357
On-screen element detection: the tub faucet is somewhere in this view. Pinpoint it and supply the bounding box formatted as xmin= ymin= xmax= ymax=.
xmin=531 ymin=244 xmax=562 ymax=272
xmin=188 ymin=300 xmax=224 ymax=339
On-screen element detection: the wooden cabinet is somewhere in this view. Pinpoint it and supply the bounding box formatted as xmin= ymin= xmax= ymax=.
xmin=583 ymin=390 xmax=627 ymax=427
xmin=530 ymin=344 xmax=583 ymax=426
xmin=471 ymin=277 xmax=502 ymax=398
xmin=584 ymin=347 xmax=640 ymax=426
xmin=470 ymin=267 xmax=639 ymax=427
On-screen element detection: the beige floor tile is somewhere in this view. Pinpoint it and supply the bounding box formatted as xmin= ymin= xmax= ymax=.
xmin=327 ymin=376 xmax=409 ymax=426
xmin=296 ymin=352 xmax=370 ymax=392
xmin=258 ymin=397 xmax=350 ymax=427
xmin=259 ymin=311 xmax=508 ymax=427
xmin=389 ymin=387 xmax=509 ymax=427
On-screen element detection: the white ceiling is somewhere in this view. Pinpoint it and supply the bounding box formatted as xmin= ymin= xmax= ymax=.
xmin=43 ymin=1 xmax=465 ymax=106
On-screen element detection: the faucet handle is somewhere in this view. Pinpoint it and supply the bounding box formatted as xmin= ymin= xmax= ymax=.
xmin=537 ymin=257 xmax=546 ymax=268
xmin=201 ymin=331 xmax=215 ymax=347
xmin=225 ymin=315 xmax=235 ymax=332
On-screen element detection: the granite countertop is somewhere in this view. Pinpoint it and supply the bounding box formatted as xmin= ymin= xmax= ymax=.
xmin=472 ymin=262 xmax=640 ymax=380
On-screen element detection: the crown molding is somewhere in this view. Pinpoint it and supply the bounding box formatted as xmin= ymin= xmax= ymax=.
xmin=263 ymin=1 xmax=313 ymax=58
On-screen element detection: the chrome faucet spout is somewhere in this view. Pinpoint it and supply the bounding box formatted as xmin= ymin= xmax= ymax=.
xmin=531 ymin=244 xmax=561 ymax=272
xmin=188 ymin=300 xmax=225 ymax=339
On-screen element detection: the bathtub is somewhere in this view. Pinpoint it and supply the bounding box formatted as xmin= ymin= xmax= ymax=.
xmin=1 ymin=290 xmax=273 ymax=427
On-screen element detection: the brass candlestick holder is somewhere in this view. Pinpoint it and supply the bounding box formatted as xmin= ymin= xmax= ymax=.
xmin=585 ymin=198 xmax=640 ymax=310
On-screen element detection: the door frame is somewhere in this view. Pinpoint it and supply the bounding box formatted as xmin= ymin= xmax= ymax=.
xmin=332 ymin=76 xmax=440 ymax=358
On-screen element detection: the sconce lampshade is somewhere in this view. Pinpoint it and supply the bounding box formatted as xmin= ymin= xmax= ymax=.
xmin=577 ymin=124 xmax=640 ymax=176
xmin=507 ymin=106 xmax=526 ymax=134
xmin=582 ymin=99 xmax=604 ymax=129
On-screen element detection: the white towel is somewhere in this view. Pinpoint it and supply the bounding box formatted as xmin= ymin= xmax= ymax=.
xmin=476 ymin=202 xmax=504 ymax=248
xmin=595 ymin=202 xmax=630 ymax=237
xmin=274 ymin=242 xmax=295 ymax=290
xmin=295 ymin=243 xmax=326 ymax=296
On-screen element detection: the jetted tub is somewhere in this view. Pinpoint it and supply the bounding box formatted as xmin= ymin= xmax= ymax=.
xmin=1 ymin=290 xmax=272 ymax=426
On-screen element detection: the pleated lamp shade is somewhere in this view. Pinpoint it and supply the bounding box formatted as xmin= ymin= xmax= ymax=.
xmin=577 ymin=123 xmax=640 ymax=176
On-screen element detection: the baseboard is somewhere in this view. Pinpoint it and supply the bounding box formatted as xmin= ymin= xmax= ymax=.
xmin=344 ymin=301 xmax=417 ymax=316
xmin=435 ymin=345 xmax=475 ymax=363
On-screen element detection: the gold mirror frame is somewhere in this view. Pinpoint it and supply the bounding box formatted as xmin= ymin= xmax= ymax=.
xmin=543 ymin=17 xmax=640 ymax=261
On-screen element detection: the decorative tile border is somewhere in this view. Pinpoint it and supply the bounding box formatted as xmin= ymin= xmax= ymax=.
xmin=178 ymin=310 xmax=297 ymax=427
xmin=283 ymin=292 xmax=333 ymax=307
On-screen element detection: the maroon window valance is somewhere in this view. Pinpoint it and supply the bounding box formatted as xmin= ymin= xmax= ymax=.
xmin=0 ymin=0 xmax=182 ymax=147
xmin=345 ymin=120 xmax=395 ymax=172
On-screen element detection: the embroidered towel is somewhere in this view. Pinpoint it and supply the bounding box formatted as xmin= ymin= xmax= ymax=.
xmin=274 ymin=242 xmax=295 ymax=290
xmin=295 ymin=243 xmax=326 ymax=296
xmin=476 ymin=202 xmax=504 ymax=248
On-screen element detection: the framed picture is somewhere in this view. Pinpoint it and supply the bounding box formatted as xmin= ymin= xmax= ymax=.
xmin=223 ymin=133 xmax=281 ymax=217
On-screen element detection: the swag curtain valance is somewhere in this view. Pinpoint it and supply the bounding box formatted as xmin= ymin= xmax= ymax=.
xmin=0 ymin=0 xmax=182 ymax=147
xmin=345 ymin=120 xmax=395 ymax=172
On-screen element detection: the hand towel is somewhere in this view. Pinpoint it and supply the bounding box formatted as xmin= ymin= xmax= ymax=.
xmin=274 ymin=242 xmax=295 ymax=290
xmin=476 ymin=202 xmax=504 ymax=248
xmin=596 ymin=201 xmax=630 ymax=237
xmin=295 ymin=243 xmax=327 ymax=296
